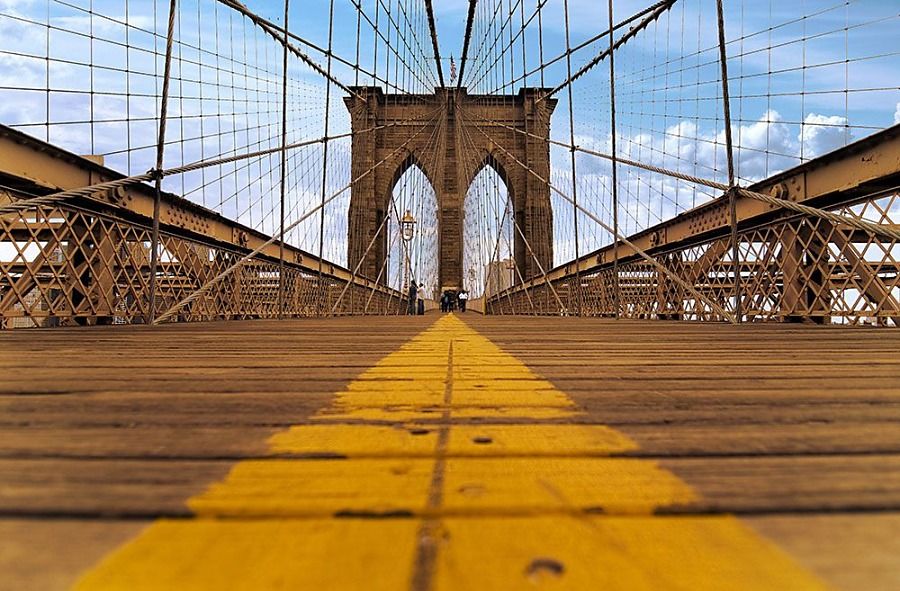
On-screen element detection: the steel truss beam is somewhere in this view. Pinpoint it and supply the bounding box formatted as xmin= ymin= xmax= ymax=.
xmin=0 ymin=125 xmax=399 ymax=327
xmin=492 ymin=125 xmax=900 ymax=323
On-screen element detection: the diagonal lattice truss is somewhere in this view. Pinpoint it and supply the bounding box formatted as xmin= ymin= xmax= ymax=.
xmin=493 ymin=190 xmax=900 ymax=326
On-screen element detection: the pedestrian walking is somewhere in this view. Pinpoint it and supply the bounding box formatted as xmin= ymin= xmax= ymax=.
xmin=407 ymin=280 xmax=417 ymax=315
xmin=458 ymin=289 xmax=468 ymax=313
xmin=417 ymin=283 xmax=426 ymax=315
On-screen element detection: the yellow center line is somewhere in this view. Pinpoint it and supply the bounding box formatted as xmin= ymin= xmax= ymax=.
xmin=75 ymin=314 xmax=831 ymax=590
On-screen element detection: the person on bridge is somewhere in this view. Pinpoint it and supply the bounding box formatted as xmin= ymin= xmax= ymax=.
xmin=417 ymin=283 xmax=426 ymax=316
xmin=407 ymin=280 xmax=417 ymax=315
xmin=458 ymin=289 xmax=468 ymax=313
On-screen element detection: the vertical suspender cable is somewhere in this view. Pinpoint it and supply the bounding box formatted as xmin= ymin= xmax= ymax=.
xmin=519 ymin=0 xmax=536 ymax=315
xmin=715 ymin=0 xmax=740 ymax=324
xmin=277 ymin=0 xmax=290 ymax=318
xmin=538 ymin=0 xmax=547 ymax=313
xmin=537 ymin=0 xmax=545 ymax=87
xmin=354 ymin=0 xmax=361 ymax=86
xmin=317 ymin=0 xmax=336 ymax=314
xmin=149 ymin=0 xmax=178 ymax=323
xmin=607 ymin=0 xmax=620 ymax=319
xmin=562 ymin=0 xmax=580 ymax=315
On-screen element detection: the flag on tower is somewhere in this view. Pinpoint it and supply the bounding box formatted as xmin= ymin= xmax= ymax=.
xmin=450 ymin=55 xmax=457 ymax=83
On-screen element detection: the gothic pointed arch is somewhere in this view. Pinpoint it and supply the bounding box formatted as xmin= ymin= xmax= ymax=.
xmin=384 ymin=151 xmax=437 ymax=207
xmin=464 ymin=151 xmax=517 ymax=208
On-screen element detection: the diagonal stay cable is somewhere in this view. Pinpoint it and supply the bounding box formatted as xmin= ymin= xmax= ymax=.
xmin=216 ymin=0 xmax=366 ymax=102
xmin=376 ymin=122 xmax=444 ymax=310
xmin=330 ymin=117 xmax=443 ymax=314
xmin=153 ymin=107 xmax=442 ymax=324
xmin=0 ymin=112 xmax=439 ymax=218
xmin=455 ymin=107 xmax=536 ymax=314
xmin=461 ymin=106 xmax=524 ymax=311
xmin=457 ymin=109 xmax=566 ymax=313
xmin=483 ymin=0 xmax=668 ymax=94
xmin=461 ymin=118 xmax=563 ymax=315
xmin=464 ymin=112 xmax=737 ymax=323
xmin=457 ymin=111 xmax=510 ymax=306
xmin=466 ymin=113 xmax=900 ymax=243
xmin=363 ymin=228 xmax=401 ymax=314
xmin=538 ymin=0 xmax=677 ymax=102
xmin=214 ymin=0 xmax=365 ymax=101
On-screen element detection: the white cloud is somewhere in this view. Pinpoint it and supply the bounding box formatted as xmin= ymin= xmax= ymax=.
xmin=800 ymin=113 xmax=848 ymax=159
xmin=549 ymin=106 xmax=862 ymax=250
xmin=894 ymin=103 xmax=900 ymax=125
xmin=0 ymin=0 xmax=35 ymax=10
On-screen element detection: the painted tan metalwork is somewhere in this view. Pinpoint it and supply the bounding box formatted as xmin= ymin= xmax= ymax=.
xmin=490 ymin=125 xmax=900 ymax=326
xmin=0 ymin=125 xmax=402 ymax=328
xmin=3 ymin=119 xmax=899 ymax=328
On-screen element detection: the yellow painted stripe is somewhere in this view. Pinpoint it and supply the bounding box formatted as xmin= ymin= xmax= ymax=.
xmin=75 ymin=314 xmax=830 ymax=590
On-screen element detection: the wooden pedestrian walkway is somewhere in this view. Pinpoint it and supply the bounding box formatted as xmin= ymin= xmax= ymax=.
xmin=1 ymin=314 xmax=899 ymax=590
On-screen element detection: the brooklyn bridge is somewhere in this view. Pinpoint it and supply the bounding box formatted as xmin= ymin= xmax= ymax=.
xmin=1 ymin=0 xmax=899 ymax=589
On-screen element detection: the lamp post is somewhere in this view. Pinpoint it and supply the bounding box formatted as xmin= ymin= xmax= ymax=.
xmin=400 ymin=209 xmax=416 ymax=292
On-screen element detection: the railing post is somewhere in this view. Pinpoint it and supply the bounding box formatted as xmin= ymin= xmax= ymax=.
xmin=149 ymin=0 xmax=178 ymax=323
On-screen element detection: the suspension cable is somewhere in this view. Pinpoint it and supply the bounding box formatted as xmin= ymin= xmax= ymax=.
xmin=423 ymin=0 xmax=445 ymax=87
xmin=152 ymin=109 xmax=441 ymax=324
xmin=456 ymin=0 xmax=478 ymax=89
xmin=463 ymin=113 xmax=900 ymax=243
xmin=464 ymin=111 xmax=737 ymax=323
xmin=538 ymin=0 xmax=678 ymax=102
xmin=457 ymin=109 xmax=566 ymax=313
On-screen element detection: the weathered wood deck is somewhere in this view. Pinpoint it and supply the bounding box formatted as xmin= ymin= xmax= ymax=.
xmin=1 ymin=314 xmax=899 ymax=590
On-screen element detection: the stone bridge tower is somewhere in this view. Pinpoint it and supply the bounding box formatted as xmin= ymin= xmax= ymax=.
xmin=344 ymin=87 xmax=556 ymax=290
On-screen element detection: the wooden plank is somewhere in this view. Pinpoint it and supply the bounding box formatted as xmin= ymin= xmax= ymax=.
xmin=0 ymin=314 xmax=899 ymax=590
xmin=2 ymin=454 xmax=899 ymax=517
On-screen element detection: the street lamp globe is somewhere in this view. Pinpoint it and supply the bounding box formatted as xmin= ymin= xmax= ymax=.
xmin=401 ymin=210 xmax=417 ymax=242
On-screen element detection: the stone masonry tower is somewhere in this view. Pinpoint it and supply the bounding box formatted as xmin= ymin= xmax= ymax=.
xmin=344 ymin=87 xmax=556 ymax=290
